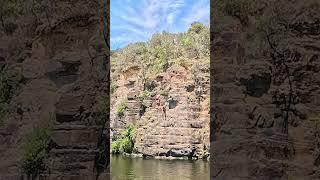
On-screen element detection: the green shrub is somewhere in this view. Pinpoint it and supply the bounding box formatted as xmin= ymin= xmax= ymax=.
xmin=138 ymin=90 xmax=151 ymax=102
xmin=21 ymin=127 xmax=51 ymax=177
xmin=0 ymin=0 xmax=22 ymax=34
xmin=122 ymin=125 xmax=136 ymax=141
xmin=119 ymin=137 xmax=133 ymax=153
xmin=309 ymin=116 xmax=320 ymax=125
xmin=138 ymin=90 xmax=151 ymax=116
xmin=0 ymin=71 xmax=19 ymax=103
xmin=160 ymin=89 xmax=169 ymax=98
xmin=111 ymin=140 xmax=121 ymax=154
xmin=111 ymin=125 xmax=136 ymax=154
xmin=181 ymin=23 xmax=210 ymax=57
xmin=188 ymin=22 xmax=206 ymax=34
xmin=0 ymin=103 xmax=8 ymax=125
xmin=180 ymin=34 xmax=192 ymax=46
xmin=116 ymin=100 xmax=127 ymax=118
xmin=171 ymin=57 xmax=193 ymax=68
xmin=151 ymin=45 xmax=169 ymax=73
xmin=111 ymin=84 xmax=118 ymax=94
xmin=0 ymin=0 xmax=22 ymax=18
xmin=111 ymin=137 xmax=133 ymax=154
xmin=147 ymin=33 xmax=176 ymax=74
xmin=0 ymin=71 xmax=21 ymax=125
xmin=217 ymin=0 xmax=256 ymax=24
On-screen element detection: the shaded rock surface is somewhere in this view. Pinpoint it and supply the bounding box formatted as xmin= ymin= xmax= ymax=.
xmin=0 ymin=0 xmax=109 ymax=179
xmin=211 ymin=0 xmax=320 ymax=179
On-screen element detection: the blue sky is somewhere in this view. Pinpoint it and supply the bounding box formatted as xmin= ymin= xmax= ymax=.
xmin=111 ymin=0 xmax=210 ymax=50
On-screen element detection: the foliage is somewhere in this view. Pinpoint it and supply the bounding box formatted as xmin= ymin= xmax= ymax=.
xmin=0 ymin=0 xmax=22 ymax=19
xmin=111 ymin=139 xmax=121 ymax=154
xmin=308 ymin=115 xmax=320 ymax=125
xmin=0 ymin=0 xmax=22 ymax=33
xmin=144 ymin=80 xmax=157 ymax=92
xmin=0 ymin=71 xmax=21 ymax=125
xmin=180 ymin=34 xmax=192 ymax=47
xmin=111 ymin=125 xmax=136 ymax=154
xmin=111 ymin=84 xmax=118 ymax=94
xmin=119 ymin=137 xmax=133 ymax=153
xmin=110 ymin=22 xmax=209 ymax=81
xmin=137 ymin=90 xmax=151 ymax=116
xmin=121 ymin=42 xmax=148 ymax=63
xmin=21 ymin=127 xmax=51 ymax=177
xmin=138 ymin=90 xmax=151 ymax=102
xmin=0 ymin=103 xmax=8 ymax=125
xmin=122 ymin=125 xmax=136 ymax=141
xmin=116 ymin=99 xmax=127 ymax=118
xmin=150 ymin=44 xmax=169 ymax=74
xmin=188 ymin=22 xmax=206 ymax=34
xmin=187 ymin=23 xmax=210 ymax=57
xmin=171 ymin=57 xmax=192 ymax=68
xmin=0 ymin=71 xmax=19 ymax=103
xmin=160 ymin=89 xmax=169 ymax=98
xmin=146 ymin=31 xmax=180 ymax=75
xmin=217 ymin=0 xmax=257 ymax=19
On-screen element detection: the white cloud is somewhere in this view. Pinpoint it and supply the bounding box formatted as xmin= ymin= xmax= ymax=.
xmin=111 ymin=0 xmax=209 ymax=49
xmin=167 ymin=13 xmax=175 ymax=24
xmin=182 ymin=0 xmax=210 ymax=27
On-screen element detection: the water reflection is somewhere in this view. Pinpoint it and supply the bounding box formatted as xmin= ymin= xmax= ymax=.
xmin=111 ymin=155 xmax=209 ymax=180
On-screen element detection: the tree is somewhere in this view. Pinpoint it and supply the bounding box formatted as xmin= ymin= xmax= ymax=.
xmin=188 ymin=22 xmax=206 ymax=34
xmin=0 ymin=0 xmax=21 ymax=33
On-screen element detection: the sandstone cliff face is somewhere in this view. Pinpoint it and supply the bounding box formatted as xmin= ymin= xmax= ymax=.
xmin=0 ymin=0 xmax=109 ymax=179
xmin=211 ymin=0 xmax=320 ymax=179
xmin=111 ymin=29 xmax=210 ymax=159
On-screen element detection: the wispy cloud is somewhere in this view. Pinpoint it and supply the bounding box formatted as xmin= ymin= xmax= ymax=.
xmin=111 ymin=0 xmax=209 ymax=50
xmin=182 ymin=0 xmax=210 ymax=27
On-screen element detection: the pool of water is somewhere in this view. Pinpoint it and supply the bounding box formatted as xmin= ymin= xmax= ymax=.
xmin=111 ymin=155 xmax=209 ymax=180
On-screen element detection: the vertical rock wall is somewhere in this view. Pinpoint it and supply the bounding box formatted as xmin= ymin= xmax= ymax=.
xmin=111 ymin=56 xmax=210 ymax=159
xmin=211 ymin=0 xmax=320 ymax=179
xmin=0 ymin=0 xmax=109 ymax=179
xmin=134 ymin=64 xmax=210 ymax=158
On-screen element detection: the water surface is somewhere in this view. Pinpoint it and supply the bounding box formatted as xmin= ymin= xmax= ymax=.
xmin=111 ymin=155 xmax=209 ymax=180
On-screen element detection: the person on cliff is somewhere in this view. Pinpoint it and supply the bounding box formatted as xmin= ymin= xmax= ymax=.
xmin=162 ymin=103 xmax=166 ymax=121
xmin=155 ymin=94 xmax=166 ymax=120
xmin=155 ymin=94 xmax=161 ymax=107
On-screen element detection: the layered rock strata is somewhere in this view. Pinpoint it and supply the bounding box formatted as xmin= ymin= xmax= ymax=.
xmin=211 ymin=0 xmax=320 ymax=179
xmin=0 ymin=0 xmax=109 ymax=179
xmin=111 ymin=54 xmax=210 ymax=159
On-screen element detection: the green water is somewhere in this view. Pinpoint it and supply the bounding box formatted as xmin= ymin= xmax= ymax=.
xmin=110 ymin=155 xmax=209 ymax=180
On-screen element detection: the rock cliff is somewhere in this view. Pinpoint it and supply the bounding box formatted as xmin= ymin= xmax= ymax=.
xmin=0 ymin=0 xmax=109 ymax=179
xmin=110 ymin=25 xmax=210 ymax=159
xmin=211 ymin=0 xmax=320 ymax=179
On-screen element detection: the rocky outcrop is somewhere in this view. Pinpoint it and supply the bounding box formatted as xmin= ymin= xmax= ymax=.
xmin=0 ymin=0 xmax=109 ymax=179
xmin=211 ymin=0 xmax=320 ymax=179
xmin=134 ymin=64 xmax=210 ymax=159
xmin=111 ymin=37 xmax=210 ymax=159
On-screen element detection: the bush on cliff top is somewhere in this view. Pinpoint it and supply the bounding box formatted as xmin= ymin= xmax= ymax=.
xmin=21 ymin=127 xmax=51 ymax=177
xmin=110 ymin=22 xmax=209 ymax=82
xmin=188 ymin=22 xmax=206 ymax=34
xmin=111 ymin=125 xmax=136 ymax=154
